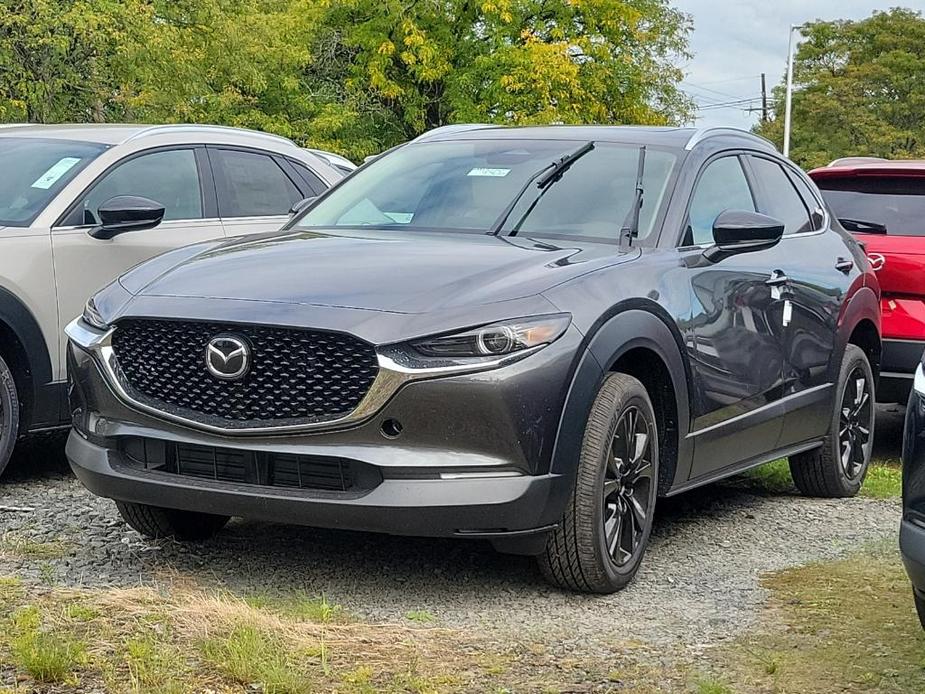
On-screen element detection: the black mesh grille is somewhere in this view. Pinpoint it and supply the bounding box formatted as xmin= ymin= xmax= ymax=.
xmin=110 ymin=319 xmax=379 ymax=428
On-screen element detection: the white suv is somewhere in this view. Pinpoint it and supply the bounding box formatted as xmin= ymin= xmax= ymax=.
xmin=0 ymin=124 xmax=343 ymax=474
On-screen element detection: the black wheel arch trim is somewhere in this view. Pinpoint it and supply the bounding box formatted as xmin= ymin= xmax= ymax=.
xmin=0 ymin=286 xmax=55 ymax=429
xmin=837 ymin=285 xmax=882 ymax=376
xmin=547 ymin=302 xmax=695 ymax=501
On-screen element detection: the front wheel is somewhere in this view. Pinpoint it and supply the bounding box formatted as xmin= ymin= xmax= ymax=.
xmin=539 ymin=373 xmax=659 ymax=593
xmin=116 ymin=501 xmax=230 ymax=541
xmin=789 ymin=344 xmax=874 ymax=498
xmin=914 ymin=590 xmax=925 ymax=631
xmin=0 ymin=355 xmax=20 ymax=478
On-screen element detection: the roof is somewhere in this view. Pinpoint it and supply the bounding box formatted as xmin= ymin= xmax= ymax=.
xmin=809 ymin=158 xmax=925 ymax=179
xmin=413 ymin=124 xmax=777 ymax=152
xmin=0 ymin=123 xmax=295 ymax=148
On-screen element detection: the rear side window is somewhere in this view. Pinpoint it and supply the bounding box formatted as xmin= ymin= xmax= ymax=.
xmin=81 ymin=149 xmax=203 ymax=224
xmin=288 ymin=160 xmax=327 ymax=196
xmin=686 ymin=156 xmax=756 ymax=246
xmin=210 ymin=149 xmax=302 ymax=218
xmin=748 ymin=156 xmax=813 ymax=235
xmin=815 ymin=176 xmax=925 ymax=236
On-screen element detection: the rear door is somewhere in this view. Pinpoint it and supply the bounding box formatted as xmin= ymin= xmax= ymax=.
xmin=746 ymin=155 xmax=852 ymax=446
xmin=207 ymin=147 xmax=312 ymax=237
xmin=51 ymin=146 xmax=224 ymax=369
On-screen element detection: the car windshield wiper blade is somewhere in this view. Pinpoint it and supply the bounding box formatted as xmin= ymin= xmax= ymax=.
xmin=839 ymin=217 xmax=887 ymax=234
xmin=619 ymin=146 xmax=646 ymax=245
xmin=489 ymin=141 xmax=595 ymax=235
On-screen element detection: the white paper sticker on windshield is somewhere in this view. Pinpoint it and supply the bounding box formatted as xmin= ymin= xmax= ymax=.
xmin=31 ymin=157 xmax=81 ymax=190
xmin=467 ymin=168 xmax=510 ymax=177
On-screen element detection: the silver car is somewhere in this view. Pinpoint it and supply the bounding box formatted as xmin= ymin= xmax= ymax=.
xmin=0 ymin=123 xmax=342 ymax=474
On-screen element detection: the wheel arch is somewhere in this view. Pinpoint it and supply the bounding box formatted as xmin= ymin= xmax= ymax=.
xmin=838 ymin=286 xmax=882 ymax=381
xmin=549 ymin=302 xmax=694 ymax=496
xmin=0 ymin=286 xmax=54 ymax=431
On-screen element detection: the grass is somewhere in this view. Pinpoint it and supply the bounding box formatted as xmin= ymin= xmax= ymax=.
xmin=715 ymin=542 xmax=925 ymax=693
xmin=0 ymin=533 xmax=70 ymax=559
xmin=743 ymin=456 xmax=902 ymax=498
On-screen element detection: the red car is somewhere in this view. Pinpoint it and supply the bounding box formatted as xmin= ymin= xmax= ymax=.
xmin=810 ymin=158 xmax=925 ymax=403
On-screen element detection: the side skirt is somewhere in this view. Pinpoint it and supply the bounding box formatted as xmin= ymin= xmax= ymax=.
xmin=664 ymin=438 xmax=824 ymax=497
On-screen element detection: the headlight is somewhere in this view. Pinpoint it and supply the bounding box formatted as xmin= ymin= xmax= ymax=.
xmin=411 ymin=314 xmax=571 ymax=358
xmin=81 ymin=297 xmax=109 ymax=331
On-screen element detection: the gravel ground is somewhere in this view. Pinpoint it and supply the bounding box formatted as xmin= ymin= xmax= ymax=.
xmin=0 ymin=406 xmax=905 ymax=654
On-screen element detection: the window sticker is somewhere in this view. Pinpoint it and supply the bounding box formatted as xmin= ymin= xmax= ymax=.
xmin=467 ymin=168 xmax=510 ymax=177
xmin=31 ymin=157 xmax=81 ymax=190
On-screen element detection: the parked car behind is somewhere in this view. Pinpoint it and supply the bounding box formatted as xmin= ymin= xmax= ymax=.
xmin=0 ymin=124 xmax=342 ymax=475
xmin=902 ymin=354 xmax=925 ymax=628
xmin=67 ymin=125 xmax=880 ymax=593
xmin=306 ymin=148 xmax=357 ymax=174
xmin=810 ymin=158 xmax=925 ymax=403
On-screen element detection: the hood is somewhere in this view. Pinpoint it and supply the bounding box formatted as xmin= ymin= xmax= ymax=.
xmin=125 ymin=229 xmax=636 ymax=314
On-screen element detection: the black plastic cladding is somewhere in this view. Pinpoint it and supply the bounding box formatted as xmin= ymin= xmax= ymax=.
xmin=110 ymin=319 xmax=379 ymax=426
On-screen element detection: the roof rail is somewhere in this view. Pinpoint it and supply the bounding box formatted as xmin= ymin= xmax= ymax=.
xmin=684 ymin=126 xmax=777 ymax=152
xmin=413 ymin=124 xmax=495 ymax=142
xmin=123 ymin=124 xmax=296 ymax=147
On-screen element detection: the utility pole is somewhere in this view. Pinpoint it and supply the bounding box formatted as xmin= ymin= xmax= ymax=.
xmin=761 ymin=73 xmax=768 ymax=123
xmin=783 ymin=24 xmax=804 ymax=158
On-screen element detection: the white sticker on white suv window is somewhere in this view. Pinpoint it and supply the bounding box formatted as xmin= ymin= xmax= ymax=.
xmin=31 ymin=157 xmax=81 ymax=190
xmin=467 ymin=168 xmax=510 ymax=177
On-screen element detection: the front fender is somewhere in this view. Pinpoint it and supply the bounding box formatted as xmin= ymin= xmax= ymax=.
xmin=546 ymin=305 xmax=694 ymax=517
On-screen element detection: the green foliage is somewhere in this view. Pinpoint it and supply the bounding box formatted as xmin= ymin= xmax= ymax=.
xmin=0 ymin=0 xmax=693 ymax=160
xmin=756 ymin=8 xmax=925 ymax=169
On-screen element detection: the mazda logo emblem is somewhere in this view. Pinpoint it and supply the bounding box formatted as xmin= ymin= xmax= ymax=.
xmin=867 ymin=253 xmax=886 ymax=272
xmin=205 ymin=335 xmax=250 ymax=381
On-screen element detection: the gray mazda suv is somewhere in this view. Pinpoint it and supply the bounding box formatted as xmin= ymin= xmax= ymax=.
xmin=66 ymin=125 xmax=880 ymax=592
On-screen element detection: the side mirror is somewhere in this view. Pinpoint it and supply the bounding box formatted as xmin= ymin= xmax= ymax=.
xmin=289 ymin=197 xmax=316 ymax=216
xmin=703 ymin=210 xmax=784 ymax=262
xmin=89 ymin=196 xmax=165 ymax=240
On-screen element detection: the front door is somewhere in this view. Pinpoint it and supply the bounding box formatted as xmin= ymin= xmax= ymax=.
xmin=51 ymin=146 xmax=225 ymax=372
xmin=681 ymin=154 xmax=786 ymax=478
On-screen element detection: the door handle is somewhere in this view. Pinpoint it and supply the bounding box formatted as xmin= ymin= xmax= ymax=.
xmin=765 ymin=270 xmax=789 ymax=287
xmin=835 ymin=257 xmax=854 ymax=273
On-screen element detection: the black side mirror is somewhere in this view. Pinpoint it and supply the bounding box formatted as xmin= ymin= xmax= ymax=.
xmin=289 ymin=197 xmax=317 ymax=216
xmin=703 ymin=210 xmax=784 ymax=262
xmin=89 ymin=196 xmax=165 ymax=240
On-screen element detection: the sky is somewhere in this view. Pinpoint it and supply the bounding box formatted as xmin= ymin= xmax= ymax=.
xmin=673 ymin=0 xmax=925 ymax=130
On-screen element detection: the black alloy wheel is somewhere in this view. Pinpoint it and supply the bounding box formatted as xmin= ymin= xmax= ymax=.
xmin=603 ymin=405 xmax=655 ymax=566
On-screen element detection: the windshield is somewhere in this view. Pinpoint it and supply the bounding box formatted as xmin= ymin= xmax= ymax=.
xmin=294 ymin=140 xmax=678 ymax=242
xmin=0 ymin=137 xmax=106 ymax=227
xmin=817 ymin=176 xmax=925 ymax=236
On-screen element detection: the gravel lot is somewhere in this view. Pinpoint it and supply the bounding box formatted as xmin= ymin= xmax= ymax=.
xmin=0 ymin=406 xmax=905 ymax=655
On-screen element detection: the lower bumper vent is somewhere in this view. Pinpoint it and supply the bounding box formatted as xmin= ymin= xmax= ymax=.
xmin=120 ymin=437 xmax=381 ymax=493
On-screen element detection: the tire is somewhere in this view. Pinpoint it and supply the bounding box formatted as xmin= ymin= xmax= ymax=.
xmin=539 ymin=373 xmax=659 ymax=593
xmin=914 ymin=590 xmax=925 ymax=631
xmin=789 ymin=345 xmax=874 ymax=498
xmin=0 ymin=354 xmax=21 ymax=478
xmin=115 ymin=501 xmax=230 ymax=541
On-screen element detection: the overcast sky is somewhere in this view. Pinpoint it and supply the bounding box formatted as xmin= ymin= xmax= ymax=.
xmin=673 ymin=1 xmax=925 ymax=130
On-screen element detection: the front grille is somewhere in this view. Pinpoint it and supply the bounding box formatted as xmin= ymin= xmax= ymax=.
xmin=120 ymin=437 xmax=381 ymax=493
xmin=110 ymin=319 xmax=379 ymax=428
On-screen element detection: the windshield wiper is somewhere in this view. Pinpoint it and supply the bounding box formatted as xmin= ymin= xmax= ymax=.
xmin=490 ymin=141 xmax=595 ymax=234
xmin=619 ymin=146 xmax=646 ymax=245
xmin=839 ymin=217 xmax=887 ymax=234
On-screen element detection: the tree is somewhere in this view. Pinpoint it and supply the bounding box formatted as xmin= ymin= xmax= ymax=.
xmin=0 ymin=0 xmax=151 ymax=123
xmin=756 ymin=8 xmax=925 ymax=169
xmin=0 ymin=0 xmax=693 ymax=160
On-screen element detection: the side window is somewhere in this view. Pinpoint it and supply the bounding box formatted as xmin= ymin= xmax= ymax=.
xmin=211 ymin=149 xmax=302 ymax=218
xmin=749 ymin=156 xmax=813 ymax=235
xmin=288 ymin=160 xmax=327 ymax=196
xmin=81 ymin=149 xmax=202 ymax=224
xmin=686 ymin=156 xmax=756 ymax=246
xmin=788 ymin=170 xmax=825 ymax=230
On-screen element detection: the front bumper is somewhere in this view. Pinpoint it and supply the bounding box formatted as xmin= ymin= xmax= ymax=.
xmin=65 ymin=324 xmax=584 ymax=553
